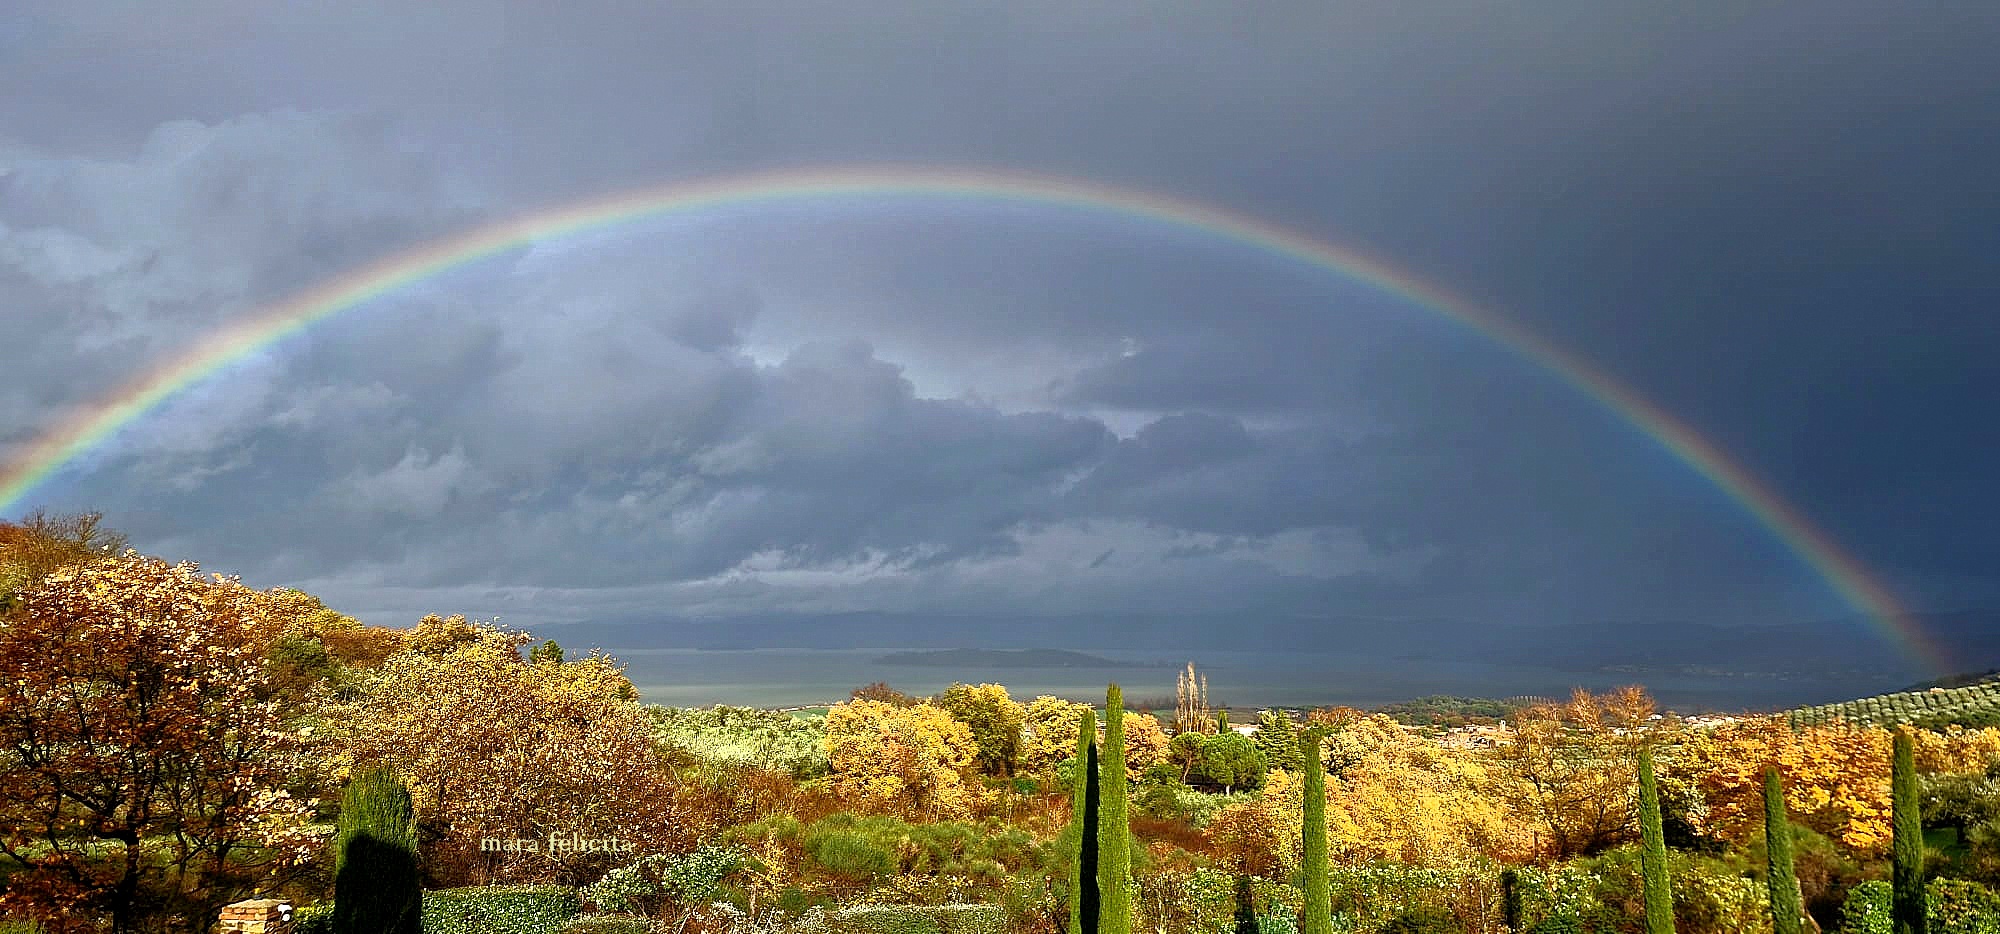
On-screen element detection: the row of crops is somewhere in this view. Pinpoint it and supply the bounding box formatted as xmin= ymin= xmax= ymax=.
xmin=1789 ymin=676 xmax=2000 ymax=729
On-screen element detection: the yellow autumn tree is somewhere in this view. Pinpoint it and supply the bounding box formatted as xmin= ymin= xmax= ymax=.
xmin=1317 ymin=714 xmax=1527 ymax=865
xmin=1020 ymin=695 xmax=1093 ymax=776
xmin=323 ymin=619 xmax=680 ymax=885
xmin=1667 ymin=718 xmax=2000 ymax=855
xmin=824 ymin=699 xmax=980 ymax=819
xmin=1121 ymin=711 xmax=1173 ymax=780
xmin=1208 ymin=768 xmax=1304 ymax=878
xmin=1488 ymin=688 xmax=1663 ymax=859
xmin=935 ymin=682 xmax=1027 ymax=776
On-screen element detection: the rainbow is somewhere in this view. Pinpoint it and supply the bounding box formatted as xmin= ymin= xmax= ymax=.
xmin=0 ymin=165 xmax=1951 ymax=672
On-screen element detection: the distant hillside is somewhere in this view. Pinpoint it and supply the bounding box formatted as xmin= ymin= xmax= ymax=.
xmin=1789 ymin=673 xmax=2000 ymax=729
xmin=1373 ymin=695 xmax=1529 ymax=727
xmin=873 ymin=648 xmax=1158 ymax=668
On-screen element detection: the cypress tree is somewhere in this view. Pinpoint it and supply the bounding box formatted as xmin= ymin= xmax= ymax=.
xmin=1068 ymin=708 xmax=1099 ymax=934
xmin=1300 ymin=727 xmax=1331 ymax=934
xmin=333 ymin=766 xmax=422 ymax=934
xmin=1099 ymin=685 xmax=1133 ymax=934
xmin=1234 ymin=874 xmax=1260 ymax=934
xmin=1892 ymin=729 xmax=1927 ymax=934
xmin=1764 ymin=767 xmax=1804 ymax=934
xmin=1637 ymin=745 xmax=1675 ymax=934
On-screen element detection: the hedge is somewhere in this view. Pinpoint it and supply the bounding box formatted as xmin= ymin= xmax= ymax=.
xmin=559 ymin=916 xmax=654 ymax=934
xmin=422 ymin=886 xmax=582 ymax=934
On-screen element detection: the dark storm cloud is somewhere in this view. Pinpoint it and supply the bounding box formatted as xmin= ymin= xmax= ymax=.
xmin=3 ymin=0 xmax=1996 ymax=642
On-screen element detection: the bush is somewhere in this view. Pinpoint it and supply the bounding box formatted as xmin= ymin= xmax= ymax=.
xmin=1926 ymin=878 xmax=2000 ymax=933
xmin=1841 ymin=877 xmax=2000 ymax=934
xmin=422 ymin=886 xmax=582 ymax=934
xmin=1840 ymin=880 xmax=1892 ymax=934
xmin=806 ymin=831 xmax=898 ymax=881
xmin=581 ymin=847 xmax=748 ymax=917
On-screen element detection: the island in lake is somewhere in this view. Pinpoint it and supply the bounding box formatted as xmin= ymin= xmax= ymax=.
xmin=872 ymin=648 xmax=1171 ymax=669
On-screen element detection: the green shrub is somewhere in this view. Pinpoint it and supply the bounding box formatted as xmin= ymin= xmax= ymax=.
xmin=559 ymin=916 xmax=654 ymax=934
xmin=580 ymin=847 xmax=747 ymax=917
xmin=1844 ymin=877 xmax=2000 ymax=934
xmin=1924 ymin=878 xmax=2000 ymax=934
xmin=1843 ymin=881 xmax=1894 ymax=934
xmin=807 ymin=831 xmax=898 ymax=881
xmin=422 ymin=885 xmax=581 ymax=934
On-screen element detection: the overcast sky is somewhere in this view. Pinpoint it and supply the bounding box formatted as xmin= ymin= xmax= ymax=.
xmin=3 ymin=1 xmax=1996 ymax=659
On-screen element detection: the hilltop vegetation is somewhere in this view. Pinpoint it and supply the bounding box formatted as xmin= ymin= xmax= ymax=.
xmin=9 ymin=514 xmax=2000 ymax=933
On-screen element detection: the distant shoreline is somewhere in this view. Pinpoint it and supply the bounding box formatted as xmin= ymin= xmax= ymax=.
xmin=871 ymin=648 xmax=1174 ymax=669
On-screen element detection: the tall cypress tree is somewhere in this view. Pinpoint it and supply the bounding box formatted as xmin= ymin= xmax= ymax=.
xmin=333 ymin=766 xmax=422 ymax=934
xmin=1068 ymin=708 xmax=1099 ymax=934
xmin=1300 ymin=727 xmax=1331 ymax=934
xmin=1764 ymin=767 xmax=1804 ymax=934
xmin=1892 ymin=729 xmax=1927 ymax=934
xmin=1637 ymin=745 xmax=1675 ymax=934
xmin=1234 ymin=874 xmax=1260 ymax=934
xmin=1099 ymin=685 xmax=1133 ymax=934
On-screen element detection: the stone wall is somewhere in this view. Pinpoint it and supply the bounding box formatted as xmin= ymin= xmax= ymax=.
xmin=217 ymin=898 xmax=293 ymax=934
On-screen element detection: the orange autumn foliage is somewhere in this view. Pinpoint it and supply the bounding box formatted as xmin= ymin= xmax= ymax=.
xmin=0 ymin=555 xmax=318 ymax=933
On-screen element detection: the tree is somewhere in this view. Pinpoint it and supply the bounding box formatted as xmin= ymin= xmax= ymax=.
xmin=1234 ymin=875 xmax=1260 ymax=934
xmin=1765 ymin=767 xmax=1804 ymax=934
xmin=1638 ymin=745 xmax=1675 ymax=934
xmin=0 ymin=511 xmax=125 ymax=611
xmin=1176 ymin=663 xmax=1213 ymax=735
xmin=326 ymin=622 xmax=683 ymax=884
xmin=1170 ymin=732 xmax=1208 ymax=782
xmin=937 ymin=682 xmax=1027 ymax=777
xmin=850 ymin=681 xmax=919 ymax=707
xmin=1100 ymin=685 xmax=1133 ymax=934
xmin=1320 ymin=716 xmax=1524 ymax=866
xmin=824 ymin=699 xmax=979 ymax=819
xmin=1120 ymin=711 xmax=1172 ymax=781
xmin=333 ymin=767 xmax=421 ymax=934
xmin=1195 ymin=732 xmax=1268 ymax=794
xmin=1255 ymin=710 xmax=1303 ymax=774
xmin=529 ymin=638 xmax=566 ymax=665
xmin=1068 ymin=707 xmax=1099 ymax=934
xmin=1492 ymin=688 xmax=1659 ymax=859
xmin=1300 ymin=728 xmax=1331 ymax=934
xmin=1893 ymin=729 xmax=1927 ymax=934
xmin=0 ymin=556 xmax=315 ymax=934
xmin=1025 ymin=696 xmax=1094 ymax=776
